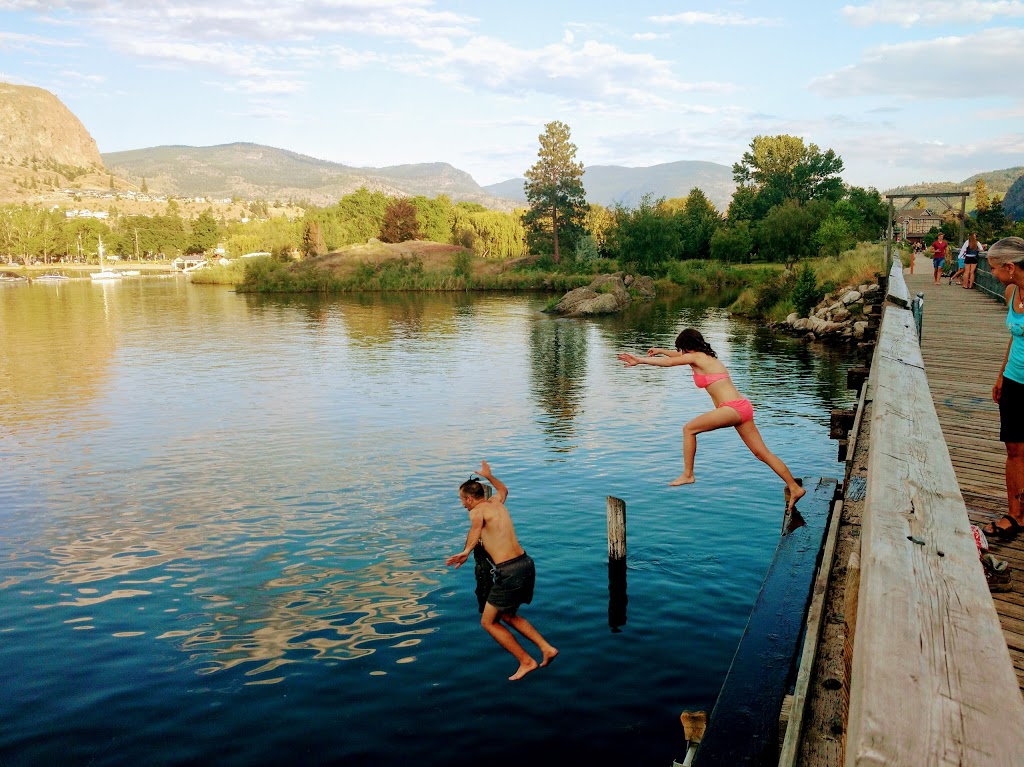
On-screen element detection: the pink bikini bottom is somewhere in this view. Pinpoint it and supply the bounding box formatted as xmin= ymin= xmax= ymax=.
xmin=719 ymin=398 xmax=754 ymax=423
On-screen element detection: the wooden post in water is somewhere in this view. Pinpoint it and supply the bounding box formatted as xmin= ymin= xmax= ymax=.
xmin=607 ymin=496 xmax=626 ymax=560
xmin=607 ymin=495 xmax=628 ymax=631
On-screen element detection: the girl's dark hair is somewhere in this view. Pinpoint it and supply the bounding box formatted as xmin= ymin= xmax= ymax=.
xmin=674 ymin=328 xmax=717 ymax=357
xmin=460 ymin=478 xmax=486 ymax=499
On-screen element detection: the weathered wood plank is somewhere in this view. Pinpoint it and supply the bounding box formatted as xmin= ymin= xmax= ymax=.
xmin=846 ymin=301 xmax=1024 ymax=766
xmin=886 ymin=258 xmax=911 ymax=308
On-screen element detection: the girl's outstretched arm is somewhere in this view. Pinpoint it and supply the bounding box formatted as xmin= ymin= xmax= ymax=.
xmin=646 ymin=347 xmax=681 ymax=357
xmin=618 ymin=352 xmax=694 ymax=367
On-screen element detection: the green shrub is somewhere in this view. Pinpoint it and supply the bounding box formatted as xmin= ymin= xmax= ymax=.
xmin=791 ymin=263 xmax=823 ymax=316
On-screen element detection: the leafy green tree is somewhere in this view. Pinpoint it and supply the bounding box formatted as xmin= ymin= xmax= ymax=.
xmin=726 ymin=185 xmax=758 ymax=223
xmin=189 ymin=210 xmax=220 ymax=253
xmin=302 ymin=219 xmax=326 ymax=256
xmin=974 ymin=179 xmax=991 ymax=214
xmin=523 ymin=120 xmax=588 ymax=262
xmin=814 ymin=215 xmax=855 ymax=257
xmin=678 ymin=188 xmax=721 ymax=259
xmin=976 ymin=196 xmax=1008 ymax=240
xmin=710 ymin=222 xmax=753 ymax=263
xmin=380 ymin=198 xmax=422 ymax=243
xmin=583 ymin=204 xmax=614 ymax=255
xmin=410 ymin=194 xmax=454 ymax=243
xmin=838 ymin=186 xmax=888 ymax=241
xmin=140 ymin=178 xmax=148 ymax=194
xmin=755 ymin=200 xmax=827 ymax=264
xmin=328 ymin=187 xmax=388 ymax=246
xmin=451 ymin=206 xmax=527 ymax=258
xmin=607 ymin=194 xmax=681 ymax=273
xmin=732 ymin=135 xmax=845 ymax=220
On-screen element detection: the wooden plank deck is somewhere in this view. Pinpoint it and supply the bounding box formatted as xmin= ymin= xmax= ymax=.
xmin=905 ymin=267 xmax=1024 ymax=693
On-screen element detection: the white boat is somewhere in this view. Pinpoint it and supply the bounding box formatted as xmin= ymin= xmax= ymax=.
xmin=91 ymin=236 xmax=123 ymax=281
xmin=0 ymin=272 xmax=27 ymax=282
xmin=119 ymin=270 xmax=141 ymax=277
xmin=34 ymin=271 xmax=70 ymax=281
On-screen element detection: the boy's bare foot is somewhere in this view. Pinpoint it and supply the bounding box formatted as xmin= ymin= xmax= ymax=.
xmin=509 ymin=657 xmax=539 ymax=681
xmin=669 ymin=474 xmax=696 ymax=487
xmin=786 ymin=484 xmax=806 ymax=512
xmin=540 ymin=647 xmax=559 ymax=667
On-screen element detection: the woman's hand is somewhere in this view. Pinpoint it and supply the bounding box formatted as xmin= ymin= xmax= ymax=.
xmin=647 ymin=347 xmax=663 ymax=357
xmin=993 ymin=374 xmax=1003 ymax=404
xmin=617 ymin=353 xmax=640 ymax=367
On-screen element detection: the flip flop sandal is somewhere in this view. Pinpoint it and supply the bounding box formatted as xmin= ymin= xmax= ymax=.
xmin=982 ymin=515 xmax=1023 ymax=541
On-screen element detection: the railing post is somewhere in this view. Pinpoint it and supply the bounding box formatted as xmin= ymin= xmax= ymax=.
xmin=911 ymin=292 xmax=924 ymax=342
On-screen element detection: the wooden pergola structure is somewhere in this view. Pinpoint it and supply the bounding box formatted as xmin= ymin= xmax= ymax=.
xmin=885 ymin=191 xmax=969 ymax=273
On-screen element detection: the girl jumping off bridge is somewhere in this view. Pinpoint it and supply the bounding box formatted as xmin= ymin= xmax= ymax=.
xmin=618 ymin=327 xmax=806 ymax=512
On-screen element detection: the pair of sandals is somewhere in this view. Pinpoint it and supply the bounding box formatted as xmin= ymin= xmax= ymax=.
xmin=982 ymin=515 xmax=1023 ymax=541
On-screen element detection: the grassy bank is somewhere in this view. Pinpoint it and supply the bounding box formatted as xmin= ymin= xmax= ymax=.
xmin=729 ymin=243 xmax=886 ymax=321
xmin=209 ymin=238 xmax=888 ymax=322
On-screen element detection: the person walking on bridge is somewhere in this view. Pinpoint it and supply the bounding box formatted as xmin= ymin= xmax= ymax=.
xmin=930 ymin=232 xmax=949 ymax=286
xmin=958 ymin=232 xmax=985 ymax=290
xmin=982 ymin=237 xmax=1024 ymax=541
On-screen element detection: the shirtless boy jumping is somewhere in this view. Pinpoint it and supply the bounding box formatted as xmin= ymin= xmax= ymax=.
xmin=446 ymin=461 xmax=558 ymax=681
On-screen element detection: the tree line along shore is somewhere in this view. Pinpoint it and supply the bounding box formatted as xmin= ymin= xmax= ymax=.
xmin=4 ymin=127 xmax=1022 ymax=322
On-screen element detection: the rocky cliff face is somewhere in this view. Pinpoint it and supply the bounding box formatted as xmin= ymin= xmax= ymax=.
xmin=0 ymin=83 xmax=104 ymax=170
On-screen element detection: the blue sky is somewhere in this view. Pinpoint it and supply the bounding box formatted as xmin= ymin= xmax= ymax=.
xmin=1 ymin=0 xmax=1022 ymax=193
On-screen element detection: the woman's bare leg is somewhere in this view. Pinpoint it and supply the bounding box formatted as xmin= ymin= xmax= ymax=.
xmin=1007 ymin=442 xmax=1024 ymax=524
xmin=965 ymin=263 xmax=977 ymax=289
xmin=735 ymin=420 xmax=805 ymax=511
xmin=670 ymin=407 xmax=741 ymax=486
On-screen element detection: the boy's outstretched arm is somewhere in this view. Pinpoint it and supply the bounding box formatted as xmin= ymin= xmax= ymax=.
xmin=478 ymin=460 xmax=507 ymax=503
xmin=446 ymin=508 xmax=484 ymax=569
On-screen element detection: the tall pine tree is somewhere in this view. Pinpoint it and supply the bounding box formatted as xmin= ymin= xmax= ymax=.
xmin=523 ymin=121 xmax=588 ymax=263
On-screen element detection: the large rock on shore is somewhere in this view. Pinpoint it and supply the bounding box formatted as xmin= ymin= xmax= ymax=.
xmin=782 ymin=282 xmax=881 ymax=342
xmin=551 ymin=272 xmax=656 ymax=316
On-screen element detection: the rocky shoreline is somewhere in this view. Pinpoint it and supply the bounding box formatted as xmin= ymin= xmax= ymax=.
xmin=780 ymin=281 xmax=881 ymax=342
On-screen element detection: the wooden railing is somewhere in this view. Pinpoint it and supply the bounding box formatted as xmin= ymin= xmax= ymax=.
xmin=844 ymin=258 xmax=1024 ymax=766
xmin=975 ymin=254 xmax=1005 ymax=300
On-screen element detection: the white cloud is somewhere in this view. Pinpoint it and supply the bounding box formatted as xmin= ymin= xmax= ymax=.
xmin=632 ymin=32 xmax=670 ymax=41
xmin=421 ymin=36 xmax=737 ymax=108
xmin=0 ymin=29 xmax=80 ymax=46
xmin=810 ymin=28 xmax=1024 ymax=98
xmin=649 ymin=11 xmax=781 ymax=26
xmin=834 ymin=129 xmax=1024 ymax=185
xmin=842 ymin=0 xmax=1024 ymax=27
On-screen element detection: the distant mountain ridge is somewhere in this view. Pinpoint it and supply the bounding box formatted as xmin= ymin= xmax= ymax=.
xmin=102 ymin=143 xmax=516 ymax=209
xmin=485 ymin=160 xmax=736 ymax=212
xmin=885 ymin=167 xmax=1024 ymax=198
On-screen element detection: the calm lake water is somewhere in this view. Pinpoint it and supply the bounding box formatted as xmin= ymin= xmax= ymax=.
xmin=0 ymin=277 xmax=859 ymax=766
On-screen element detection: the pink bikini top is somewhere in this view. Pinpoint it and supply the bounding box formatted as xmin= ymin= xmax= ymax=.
xmin=692 ymin=371 xmax=730 ymax=389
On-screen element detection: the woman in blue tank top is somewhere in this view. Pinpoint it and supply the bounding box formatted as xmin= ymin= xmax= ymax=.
xmin=982 ymin=237 xmax=1024 ymax=539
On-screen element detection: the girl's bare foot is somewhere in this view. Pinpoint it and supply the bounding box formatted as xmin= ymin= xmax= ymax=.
xmin=669 ymin=473 xmax=696 ymax=487
xmin=540 ymin=647 xmax=559 ymax=667
xmin=786 ymin=484 xmax=806 ymax=512
xmin=509 ymin=657 xmax=539 ymax=681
